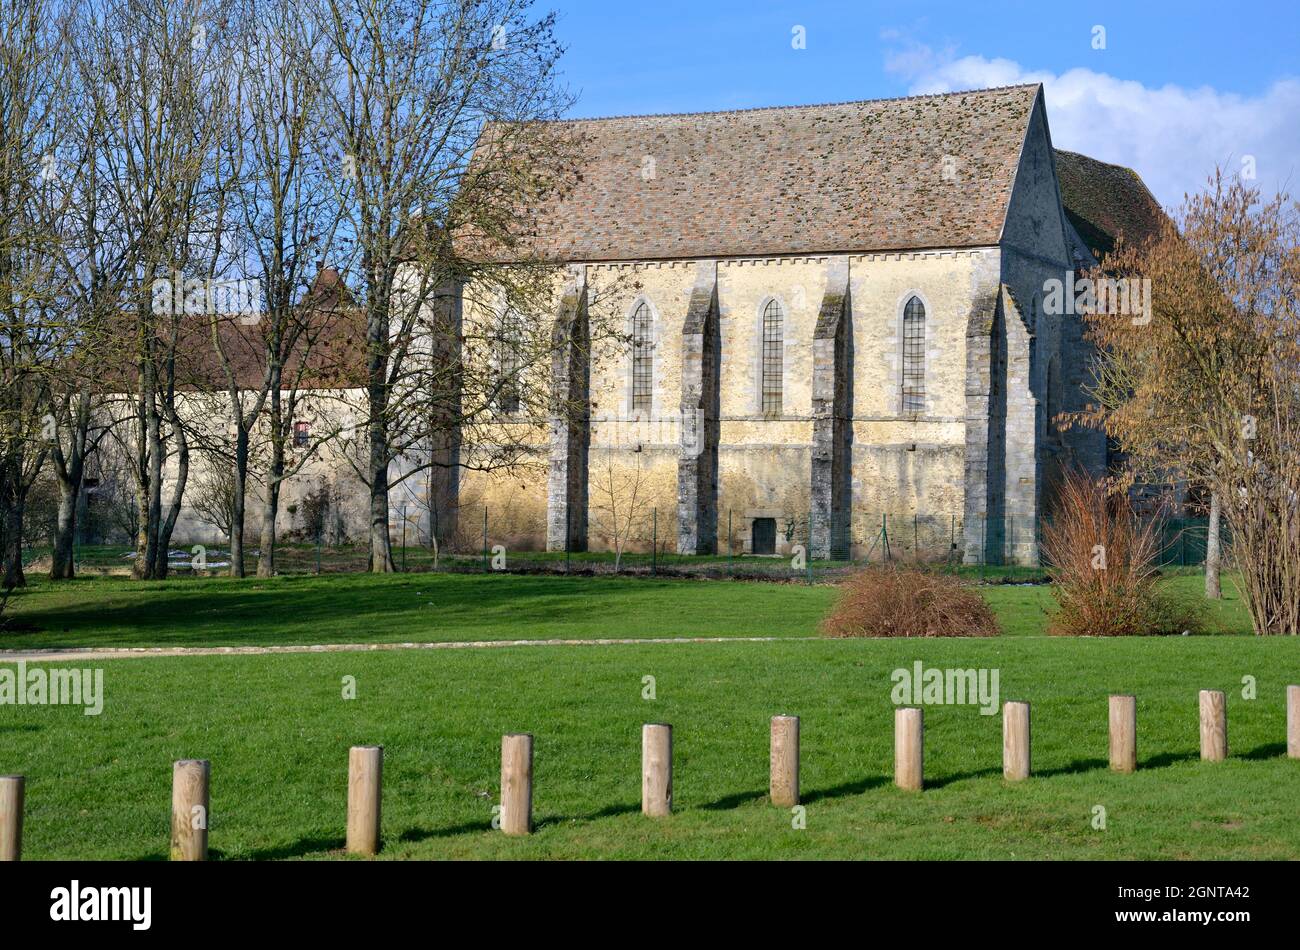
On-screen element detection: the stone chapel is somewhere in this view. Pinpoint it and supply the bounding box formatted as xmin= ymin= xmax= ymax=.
xmin=431 ymin=83 xmax=1166 ymax=566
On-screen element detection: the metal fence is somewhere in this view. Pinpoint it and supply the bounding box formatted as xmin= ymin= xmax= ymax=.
xmin=20 ymin=505 xmax=1218 ymax=582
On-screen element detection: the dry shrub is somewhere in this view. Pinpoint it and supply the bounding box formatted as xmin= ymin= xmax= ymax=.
xmin=821 ymin=566 xmax=999 ymax=638
xmin=1042 ymin=471 xmax=1204 ymax=636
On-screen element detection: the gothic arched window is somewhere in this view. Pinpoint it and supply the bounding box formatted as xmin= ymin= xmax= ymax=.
xmin=761 ymin=299 xmax=784 ymax=416
xmin=631 ymin=301 xmax=653 ymax=413
xmin=497 ymin=308 xmax=524 ymax=414
xmin=1045 ymin=355 xmax=1060 ymax=436
xmin=901 ymin=295 xmax=926 ymax=413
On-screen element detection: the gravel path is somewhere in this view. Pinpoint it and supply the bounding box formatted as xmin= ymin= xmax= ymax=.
xmin=0 ymin=635 xmax=812 ymax=663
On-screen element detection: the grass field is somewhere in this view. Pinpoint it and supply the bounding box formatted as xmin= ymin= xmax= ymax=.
xmin=19 ymin=541 xmax=1059 ymax=579
xmin=1 ymin=568 xmax=1292 ymax=861
xmin=0 ymin=569 xmax=1254 ymax=649
xmin=3 ymin=637 xmax=1298 ymax=860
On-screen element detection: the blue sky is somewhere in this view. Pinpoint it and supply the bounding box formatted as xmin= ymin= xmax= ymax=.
xmin=552 ymin=0 xmax=1300 ymax=209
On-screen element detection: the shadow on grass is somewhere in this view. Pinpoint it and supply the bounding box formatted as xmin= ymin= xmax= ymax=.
xmin=1140 ymin=750 xmax=1199 ymax=769
xmin=237 ymin=835 xmax=347 ymax=861
xmin=699 ymin=788 xmax=767 ymax=811
xmin=1240 ymin=742 xmax=1286 ymax=760
xmin=5 ymin=572 xmax=783 ymax=649
xmin=697 ymin=778 xmax=893 ymax=809
xmin=932 ymin=753 xmax=1214 ymax=785
xmin=1037 ymin=757 xmax=1107 ymax=778
xmin=137 ymin=837 xmax=348 ymax=861
xmin=801 ymin=775 xmax=891 ymax=804
xmin=393 ymin=821 xmax=493 ymax=844
xmin=394 ymin=801 xmax=644 ymax=841
xmin=534 ymin=801 xmax=641 ymax=830
xmin=925 ymin=767 xmax=1002 ymax=789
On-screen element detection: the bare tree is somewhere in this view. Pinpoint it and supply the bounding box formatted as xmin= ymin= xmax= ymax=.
xmin=47 ymin=391 xmax=116 ymax=577
xmin=201 ymin=0 xmax=353 ymax=577
xmin=1081 ymin=168 xmax=1300 ymax=634
xmin=189 ymin=448 xmax=239 ymax=539
xmin=312 ymin=0 xmax=582 ymax=572
xmin=0 ymin=0 xmax=76 ymax=591
xmin=43 ymin=1 xmax=140 ymax=580
xmin=590 ymin=449 xmax=651 ymax=572
xmin=85 ymin=0 xmax=239 ymax=579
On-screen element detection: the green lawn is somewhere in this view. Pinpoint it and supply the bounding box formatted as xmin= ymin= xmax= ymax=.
xmin=980 ymin=573 xmax=1253 ymax=638
xmin=3 ymin=637 xmax=1298 ymax=860
xmin=0 ymin=568 xmax=1283 ymax=861
xmin=21 ymin=541 xmax=1057 ymax=578
xmin=0 ymin=569 xmax=1253 ymax=650
xmin=0 ymin=572 xmax=835 ymax=649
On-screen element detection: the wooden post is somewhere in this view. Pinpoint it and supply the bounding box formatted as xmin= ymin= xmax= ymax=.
xmin=894 ymin=708 xmax=923 ymax=791
xmin=641 ymin=724 xmax=673 ymax=817
xmin=1199 ymin=690 xmax=1227 ymax=761
xmin=1108 ymin=695 xmax=1137 ymax=773
xmin=500 ymin=733 xmax=533 ymax=836
xmin=769 ymin=715 xmax=800 ymax=807
xmin=1003 ymin=701 xmax=1031 ymax=781
xmin=0 ymin=775 xmax=23 ymax=862
xmin=346 ymin=745 xmax=383 ymax=855
xmin=1288 ymin=685 xmax=1300 ymax=760
xmin=170 ymin=759 xmax=210 ymax=861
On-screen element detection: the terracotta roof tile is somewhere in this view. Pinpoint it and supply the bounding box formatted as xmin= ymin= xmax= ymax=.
xmin=1054 ymin=148 xmax=1166 ymax=255
xmin=467 ymin=84 xmax=1043 ymax=262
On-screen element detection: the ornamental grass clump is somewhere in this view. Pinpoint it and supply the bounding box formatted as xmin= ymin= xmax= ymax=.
xmin=821 ymin=565 xmax=999 ymax=638
xmin=1041 ymin=472 xmax=1204 ymax=636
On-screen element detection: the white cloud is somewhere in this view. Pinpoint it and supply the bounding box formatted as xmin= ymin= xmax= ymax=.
xmin=884 ymin=47 xmax=1300 ymax=211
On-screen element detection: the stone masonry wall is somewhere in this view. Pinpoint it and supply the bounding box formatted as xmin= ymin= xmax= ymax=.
xmin=457 ymin=251 xmax=991 ymax=558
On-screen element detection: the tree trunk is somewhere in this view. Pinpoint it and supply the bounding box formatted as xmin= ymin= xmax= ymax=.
xmin=257 ymin=478 xmax=279 ymax=577
xmin=134 ymin=403 xmax=163 ymax=580
xmin=153 ymin=417 xmax=188 ymax=580
xmin=256 ymin=373 xmax=286 ymax=578
xmin=49 ymin=392 xmax=91 ymax=581
xmin=256 ymin=421 xmax=282 ymax=578
xmin=368 ymin=465 xmax=394 ymax=572
xmin=1205 ymin=490 xmax=1222 ymax=600
xmin=368 ymin=395 xmax=394 ymax=573
xmin=132 ymin=468 xmax=152 ymax=579
xmin=3 ymin=491 xmax=27 ymax=589
xmin=364 ymin=279 xmax=395 ymax=574
xmin=229 ymin=426 xmax=248 ymax=578
xmin=50 ymin=479 xmax=79 ymax=580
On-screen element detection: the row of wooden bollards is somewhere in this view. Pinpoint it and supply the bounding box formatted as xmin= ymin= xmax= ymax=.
xmin=892 ymin=689 xmax=1273 ymax=792
xmin=1 ymin=686 xmax=1297 ymax=859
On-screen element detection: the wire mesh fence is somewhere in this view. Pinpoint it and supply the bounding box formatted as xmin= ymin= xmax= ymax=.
xmin=19 ymin=505 xmax=1220 ymax=582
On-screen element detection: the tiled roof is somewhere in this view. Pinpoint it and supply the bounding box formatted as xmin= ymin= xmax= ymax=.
xmin=467 ymin=84 xmax=1043 ymax=262
xmin=91 ymin=271 xmax=368 ymax=393
xmin=173 ymin=306 xmax=367 ymax=392
xmin=1054 ymin=149 xmax=1166 ymax=256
